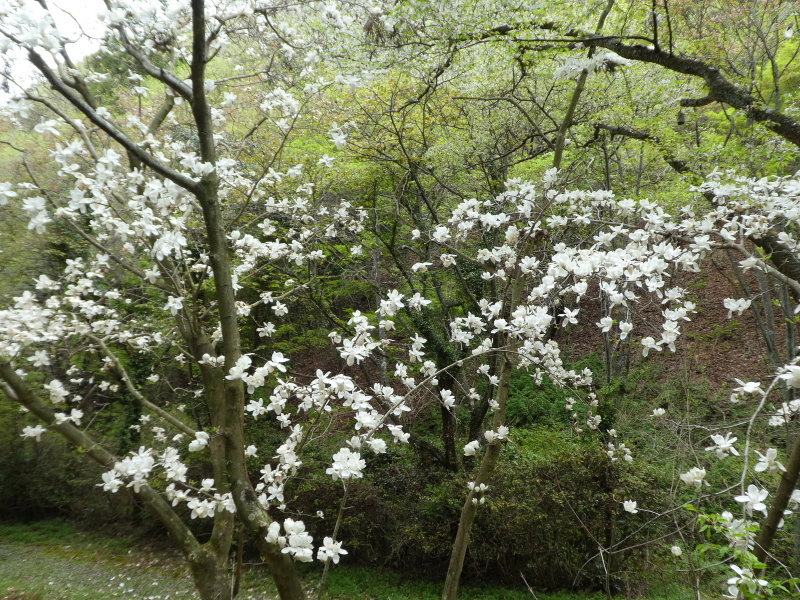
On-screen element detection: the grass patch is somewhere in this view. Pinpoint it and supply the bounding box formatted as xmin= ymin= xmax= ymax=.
xmin=324 ymin=565 xmax=570 ymax=599
xmin=0 ymin=520 xmax=79 ymax=545
xmin=239 ymin=564 xmax=695 ymax=600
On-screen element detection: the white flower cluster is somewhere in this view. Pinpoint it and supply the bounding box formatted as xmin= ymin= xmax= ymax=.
xmin=719 ymin=511 xmax=755 ymax=551
xmin=606 ymin=442 xmax=633 ymax=463
xmin=264 ymin=518 xmax=348 ymax=565
xmin=96 ymin=445 xmax=234 ymax=518
xmin=723 ymin=297 xmax=751 ymax=318
xmin=105 ymin=447 xmax=155 ymax=493
xmin=467 ymin=481 xmax=489 ymax=505
xmin=679 ymin=467 xmax=708 ymax=489
xmin=553 ymin=51 xmax=631 ymax=80
xmin=266 ymin=519 xmax=313 ymax=562
xmin=326 ymin=448 xmax=365 ymax=481
xmin=225 ymin=352 xmax=289 ymax=394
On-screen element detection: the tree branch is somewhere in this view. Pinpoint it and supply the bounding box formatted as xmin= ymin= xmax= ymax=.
xmin=0 ymin=359 xmax=202 ymax=557
xmin=578 ymin=37 xmax=800 ymax=147
xmin=679 ymin=96 xmax=714 ymax=107
xmin=592 ymin=122 xmax=693 ymax=174
xmin=87 ymin=334 xmax=198 ymax=437
xmin=27 ymin=50 xmax=199 ymax=192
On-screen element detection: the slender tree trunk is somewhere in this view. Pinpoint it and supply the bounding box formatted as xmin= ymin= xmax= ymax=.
xmin=441 ymin=353 xmax=514 ymax=600
xmin=441 ymin=403 xmax=458 ymax=469
xmin=441 ymin=260 xmax=527 ymax=600
xmin=467 ymin=391 xmax=491 ymax=443
xmin=186 ymin=2 xmax=303 ymax=597
xmin=728 ymin=251 xmax=782 ymax=367
xmin=232 ymin=527 xmax=244 ymax=598
xmin=439 ymin=368 xmax=461 ymax=471
xmin=755 ymin=427 xmax=800 ymax=566
xmin=552 ymin=0 xmax=615 ymax=170
xmin=552 ymin=68 xmax=587 ymax=169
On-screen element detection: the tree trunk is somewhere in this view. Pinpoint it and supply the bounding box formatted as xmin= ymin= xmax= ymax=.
xmin=189 ymin=549 xmax=233 ymax=600
xmin=441 ymin=353 xmax=514 ymax=600
xmin=755 ymin=425 xmax=800 ymax=566
xmin=255 ymin=537 xmax=307 ymax=600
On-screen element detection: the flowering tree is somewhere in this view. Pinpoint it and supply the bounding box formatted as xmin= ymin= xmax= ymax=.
xmin=0 ymin=0 xmax=383 ymax=598
xmin=3 ymin=0 xmax=800 ymax=599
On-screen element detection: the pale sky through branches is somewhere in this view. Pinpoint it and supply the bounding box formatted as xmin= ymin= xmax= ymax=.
xmin=1 ymin=0 xmax=105 ymax=104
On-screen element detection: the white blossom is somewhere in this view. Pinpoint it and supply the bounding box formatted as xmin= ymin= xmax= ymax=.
xmin=734 ymin=484 xmax=769 ymax=516
xmin=754 ymin=448 xmax=785 ymax=473
xmin=705 ymin=433 xmax=739 ymax=459
xmin=317 ymin=537 xmax=348 ymax=564
xmin=21 ymin=425 xmax=47 ymax=441
xmin=326 ymin=448 xmax=365 ymax=480
xmin=188 ymin=431 xmax=210 ymax=452
xmin=463 ymin=440 xmax=480 ymax=456
xmin=680 ymin=467 xmax=707 ymax=489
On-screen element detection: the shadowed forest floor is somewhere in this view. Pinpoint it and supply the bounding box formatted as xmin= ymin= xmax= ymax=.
xmin=0 ymin=521 xmax=200 ymax=600
xmin=0 ymin=521 xmax=692 ymax=600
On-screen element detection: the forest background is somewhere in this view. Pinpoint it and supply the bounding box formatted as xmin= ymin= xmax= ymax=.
xmin=1 ymin=0 xmax=800 ymax=599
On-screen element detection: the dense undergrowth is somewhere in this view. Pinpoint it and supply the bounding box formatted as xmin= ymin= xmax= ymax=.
xmin=0 ymin=245 xmax=789 ymax=597
xmin=2 ymin=345 xmax=782 ymax=598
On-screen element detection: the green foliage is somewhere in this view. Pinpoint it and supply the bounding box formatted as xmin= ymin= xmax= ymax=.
xmin=506 ymin=354 xmax=604 ymax=428
xmin=322 ymin=565 xmax=613 ymax=599
xmin=287 ymin=427 xmax=673 ymax=593
xmin=271 ymin=324 xmax=334 ymax=355
xmin=0 ymin=399 xmax=122 ymax=522
xmin=0 ymin=519 xmax=78 ymax=544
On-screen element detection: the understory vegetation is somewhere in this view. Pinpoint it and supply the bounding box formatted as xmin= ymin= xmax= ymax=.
xmin=0 ymin=351 xmax=782 ymax=597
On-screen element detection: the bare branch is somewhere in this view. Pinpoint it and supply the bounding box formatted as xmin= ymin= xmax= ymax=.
xmin=87 ymin=334 xmax=198 ymax=438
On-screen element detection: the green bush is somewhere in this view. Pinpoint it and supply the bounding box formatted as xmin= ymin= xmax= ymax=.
xmin=289 ymin=427 xmax=672 ymax=593
xmin=0 ymin=408 xmax=123 ymax=522
xmin=506 ymin=354 xmax=604 ymax=428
